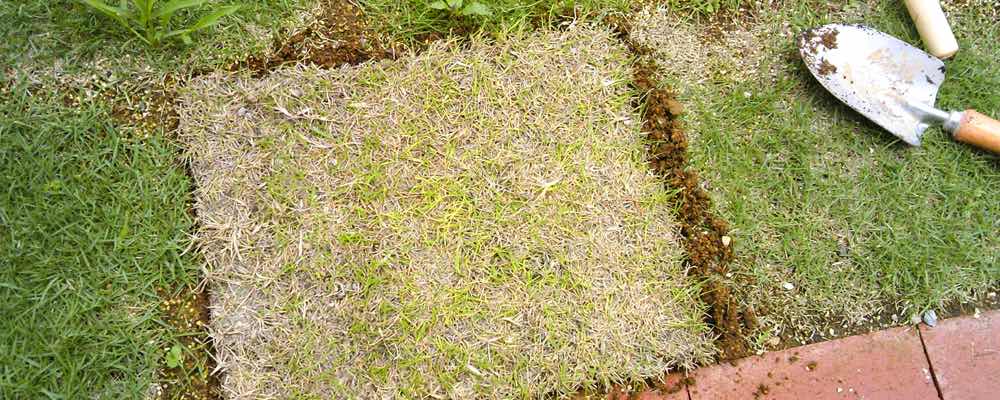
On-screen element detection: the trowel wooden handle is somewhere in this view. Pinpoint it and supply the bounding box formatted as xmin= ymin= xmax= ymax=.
xmin=904 ymin=0 xmax=959 ymax=59
xmin=954 ymin=110 xmax=1000 ymax=154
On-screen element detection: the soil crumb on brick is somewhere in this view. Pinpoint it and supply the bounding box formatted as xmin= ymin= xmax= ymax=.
xmin=752 ymin=383 xmax=770 ymax=399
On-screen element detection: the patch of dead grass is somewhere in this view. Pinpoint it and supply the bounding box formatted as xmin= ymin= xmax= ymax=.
xmin=628 ymin=6 xmax=772 ymax=86
xmin=179 ymin=24 xmax=713 ymax=399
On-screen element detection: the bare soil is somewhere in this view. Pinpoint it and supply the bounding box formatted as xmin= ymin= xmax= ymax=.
xmin=608 ymin=16 xmax=756 ymax=360
xmin=157 ymin=285 xmax=219 ymax=400
xmin=232 ymin=0 xmax=397 ymax=76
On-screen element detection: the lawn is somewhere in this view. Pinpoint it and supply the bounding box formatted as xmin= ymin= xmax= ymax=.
xmin=2 ymin=0 xmax=998 ymax=398
xmin=0 ymin=82 xmax=199 ymax=397
xmin=0 ymin=0 xmax=312 ymax=398
xmin=631 ymin=0 xmax=999 ymax=347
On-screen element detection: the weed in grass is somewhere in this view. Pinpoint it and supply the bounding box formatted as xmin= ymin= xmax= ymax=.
xmin=3 ymin=0 xmax=315 ymax=74
xmin=429 ymin=0 xmax=493 ymax=18
xmin=156 ymin=285 xmax=220 ymax=399
xmin=78 ymin=0 xmax=239 ymax=46
xmin=165 ymin=344 xmax=185 ymax=368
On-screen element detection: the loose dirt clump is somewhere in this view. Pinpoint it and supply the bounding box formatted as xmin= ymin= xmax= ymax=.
xmin=816 ymin=58 xmax=837 ymax=76
xmin=819 ymin=29 xmax=838 ymax=50
xmin=232 ymin=0 xmax=396 ymax=76
xmin=800 ymin=27 xmax=839 ymax=56
xmin=608 ymin=17 xmax=755 ymax=359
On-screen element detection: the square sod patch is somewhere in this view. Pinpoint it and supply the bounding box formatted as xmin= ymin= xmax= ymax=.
xmin=179 ymin=26 xmax=712 ymax=398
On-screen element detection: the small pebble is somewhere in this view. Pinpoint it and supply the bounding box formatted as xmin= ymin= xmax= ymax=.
xmin=837 ymin=243 xmax=849 ymax=257
xmin=922 ymin=310 xmax=938 ymax=327
xmin=781 ymin=282 xmax=795 ymax=291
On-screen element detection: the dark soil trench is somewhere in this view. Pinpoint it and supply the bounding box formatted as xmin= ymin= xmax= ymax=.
xmin=606 ymin=17 xmax=756 ymax=361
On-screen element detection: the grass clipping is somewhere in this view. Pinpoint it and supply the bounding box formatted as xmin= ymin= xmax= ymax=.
xmin=179 ymin=25 xmax=712 ymax=399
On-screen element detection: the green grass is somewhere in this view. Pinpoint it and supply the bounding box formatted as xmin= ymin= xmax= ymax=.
xmin=633 ymin=1 xmax=999 ymax=345
xmin=360 ymin=0 xmax=631 ymax=42
xmin=0 ymin=0 xmax=313 ymax=73
xmin=0 ymin=83 xmax=199 ymax=398
xmin=0 ymin=0 xmax=321 ymax=397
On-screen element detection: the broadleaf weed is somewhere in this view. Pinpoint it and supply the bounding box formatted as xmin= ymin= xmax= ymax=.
xmin=79 ymin=0 xmax=238 ymax=46
xmin=428 ymin=0 xmax=493 ymax=18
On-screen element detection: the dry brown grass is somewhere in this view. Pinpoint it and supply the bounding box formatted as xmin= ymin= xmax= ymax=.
xmin=178 ymin=24 xmax=713 ymax=399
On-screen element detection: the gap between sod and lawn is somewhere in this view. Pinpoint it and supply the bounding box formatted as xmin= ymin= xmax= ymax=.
xmin=650 ymin=0 xmax=999 ymax=348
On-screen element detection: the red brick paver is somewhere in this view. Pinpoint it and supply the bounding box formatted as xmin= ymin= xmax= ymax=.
xmin=687 ymin=326 xmax=938 ymax=400
xmin=920 ymin=310 xmax=1000 ymax=400
xmin=611 ymin=311 xmax=1000 ymax=399
xmin=606 ymin=372 xmax=689 ymax=400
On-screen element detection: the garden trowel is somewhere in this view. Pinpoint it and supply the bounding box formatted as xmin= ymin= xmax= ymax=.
xmin=799 ymin=24 xmax=1000 ymax=154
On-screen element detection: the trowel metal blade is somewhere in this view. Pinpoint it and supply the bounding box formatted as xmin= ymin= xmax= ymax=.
xmin=799 ymin=24 xmax=946 ymax=145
